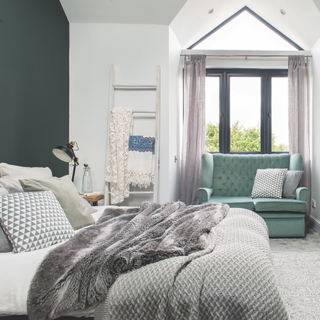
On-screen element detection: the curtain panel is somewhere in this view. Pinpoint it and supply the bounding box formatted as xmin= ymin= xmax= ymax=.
xmin=288 ymin=55 xmax=311 ymax=214
xmin=181 ymin=55 xmax=206 ymax=205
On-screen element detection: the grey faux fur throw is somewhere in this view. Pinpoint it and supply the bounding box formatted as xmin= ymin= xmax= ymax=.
xmin=27 ymin=201 xmax=229 ymax=320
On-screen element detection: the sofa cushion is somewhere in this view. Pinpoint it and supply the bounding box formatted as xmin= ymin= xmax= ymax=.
xmin=254 ymin=198 xmax=307 ymax=213
xmin=251 ymin=168 xmax=288 ymax=199
xmin=208 ymin=196 xmax=254 ymax=210
xmin=282 ymin=170 xmax=304 ymax=199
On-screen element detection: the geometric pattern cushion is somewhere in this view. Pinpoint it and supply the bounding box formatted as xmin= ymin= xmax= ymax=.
xmin=0 ymin=191 xmax=75 ymax=253
xmin=251 ymin=168 xmax=288 ymax=199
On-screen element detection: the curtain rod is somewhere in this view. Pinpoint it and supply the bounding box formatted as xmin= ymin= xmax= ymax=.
xmin=180 ymin=53 xmax=312 ymax=58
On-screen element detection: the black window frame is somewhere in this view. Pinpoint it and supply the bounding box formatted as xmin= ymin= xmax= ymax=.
xmin=206 ymin=68 xmax=288 ymax=154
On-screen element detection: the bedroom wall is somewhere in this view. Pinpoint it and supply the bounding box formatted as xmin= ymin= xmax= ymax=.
xmin=0 ymin=0 xmax=69 ymax=177
xmin=69 ymin=23 xmax=181 ymax=204
xmin=310 ymin=37 xmax=320 ymax=229
xmin=168 ymin=28 xmax=183 ymax=201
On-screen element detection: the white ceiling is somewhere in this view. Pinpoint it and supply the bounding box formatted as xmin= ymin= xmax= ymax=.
xmin=60 ymin=0 xmax=320 ymax=50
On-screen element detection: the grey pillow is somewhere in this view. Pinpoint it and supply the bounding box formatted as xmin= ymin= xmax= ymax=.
xmin=282 ymin=170 xmax=304 ymax=199
xmin=0 ymin=189 xmax=12 ymax=253
xmin=251 ymin=168 xmax=288 ymax=198
xmin=19 ymin=175 xmax=95 ymax=230
xmin=0 ymin=225 xmax=12 ymax=252
xmin=4 ymin=186 xmax=24 ymax=194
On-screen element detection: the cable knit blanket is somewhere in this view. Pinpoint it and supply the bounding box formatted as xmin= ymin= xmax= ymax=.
xmin=94 ymin=208 xmax=289 ymax=320
xmin=27 ymin=201 xmax=229 ymax=320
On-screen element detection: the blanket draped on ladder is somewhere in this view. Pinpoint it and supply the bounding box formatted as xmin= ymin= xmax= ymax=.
xmin=105 ymin=107 xmax=133 ymax=204
xmin=127 ymin=135 xmax=155 ymax=188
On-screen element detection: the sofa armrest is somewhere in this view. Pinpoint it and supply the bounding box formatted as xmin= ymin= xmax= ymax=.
xmin=296 ymin=187 xmax=310 ymax=201
xmin=196 ymin=188 xmax=213 ymax=203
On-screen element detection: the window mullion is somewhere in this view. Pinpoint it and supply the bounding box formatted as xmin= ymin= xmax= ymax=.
xmin=261 ymin=73 xmax=272 ymax=153
xmin=219 ymin=72 xmax=229 ymax=153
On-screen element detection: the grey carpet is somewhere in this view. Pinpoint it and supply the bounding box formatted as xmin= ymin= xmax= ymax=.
xmin=270 ymin=228 xmax=320 ymax=253
xmin=270 ymin=228 xmax=320 ymax=319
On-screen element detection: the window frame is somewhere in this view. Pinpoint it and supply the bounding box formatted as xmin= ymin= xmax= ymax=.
xmin=206 ymin=68 xmax=288 ymax=154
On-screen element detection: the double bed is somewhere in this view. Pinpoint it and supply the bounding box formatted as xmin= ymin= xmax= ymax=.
xmin=0 ymin=163 xmax=289 ymax=320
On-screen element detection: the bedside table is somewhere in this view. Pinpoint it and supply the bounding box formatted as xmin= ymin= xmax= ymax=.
xmin=84 ymin=194 xmax=104 ymax=206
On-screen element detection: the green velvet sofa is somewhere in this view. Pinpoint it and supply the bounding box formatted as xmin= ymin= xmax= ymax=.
xmin=196 ymin=153 xmax=310 ymax=238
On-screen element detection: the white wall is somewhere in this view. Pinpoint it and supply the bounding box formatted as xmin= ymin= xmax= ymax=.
xmin=168 ymin=27 xmax=183 ymax=201
xmin=311 ymin=37 xmax=320 ymax=225
xmin=69 ymin=23 xmax=181 ymax=205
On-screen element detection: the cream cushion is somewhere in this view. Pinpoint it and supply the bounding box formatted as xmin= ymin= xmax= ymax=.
xmin=0 ymin=163 xmax=52 ymax=181
xmin=20 ymin=175 xmax=94 ymax=230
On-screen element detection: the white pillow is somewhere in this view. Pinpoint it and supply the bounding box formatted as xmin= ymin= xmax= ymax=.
xmin=0 ymin=163 xmax=52 ymax=182
xmin=251 ymin=168 xmax=288 ymax=199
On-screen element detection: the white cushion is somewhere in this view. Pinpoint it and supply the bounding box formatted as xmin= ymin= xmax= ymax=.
xmin=0 ymin=163 xmax=52 ymax=181
xmin=251 ymin=168 xmax=288 ymax=199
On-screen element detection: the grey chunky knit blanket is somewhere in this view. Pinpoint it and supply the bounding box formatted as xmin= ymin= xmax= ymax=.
xmin=95 ymin=207 xmax=289 ymax=320
xmin=27 ymin=201 xmax=229 ymax=320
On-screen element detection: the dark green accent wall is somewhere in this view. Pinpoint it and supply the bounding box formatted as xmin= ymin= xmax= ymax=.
xmin=0 ymin=0 xmax=69 ymax=177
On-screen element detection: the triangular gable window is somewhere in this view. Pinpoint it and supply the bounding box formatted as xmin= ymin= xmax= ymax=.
xmin=189 ymin=7 xmax=302 ymax=51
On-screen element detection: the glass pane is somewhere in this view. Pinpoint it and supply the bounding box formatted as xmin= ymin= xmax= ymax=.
xmin=205 ymin=77 xmax=220 ymax=152
xmin=272 ymin=78 xmax=289 ymax=152
xmin=230 ymin=77 xmax=261 ymax=152
xmin=194 ymin=11 xmax=297 ymax=51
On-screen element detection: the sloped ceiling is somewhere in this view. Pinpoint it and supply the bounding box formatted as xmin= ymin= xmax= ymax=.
xmin=171 ymin=0 xmax=320 ymax=50
xmin=60 ymin=0 xmax=320 ymax=50
xmin=60 ymin=0 xmax=187 ymax=25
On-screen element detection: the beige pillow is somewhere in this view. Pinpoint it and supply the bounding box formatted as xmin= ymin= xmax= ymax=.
xmin=19 ymin=175 xmax=95 ymax=230
xmin=0 ymin=163 xmax=52 ymax=181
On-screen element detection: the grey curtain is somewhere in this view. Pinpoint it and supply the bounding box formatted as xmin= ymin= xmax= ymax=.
xmin=288 ymin=55 xmax=311 ymax=214
xmin=181 ymin=55 xmax=206 ymax=205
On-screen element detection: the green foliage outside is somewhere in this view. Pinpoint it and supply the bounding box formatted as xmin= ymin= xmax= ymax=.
xmin=205 ymin=121 xmax=288 ymax=152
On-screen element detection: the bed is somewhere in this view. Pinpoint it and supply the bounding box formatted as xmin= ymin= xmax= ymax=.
xmin=0 ymin=206 xmax=105 ymax=319
xmin=0 ymin=163 xmax=289 ymax=320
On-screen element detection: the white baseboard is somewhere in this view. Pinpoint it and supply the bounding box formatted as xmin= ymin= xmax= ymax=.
xmin=309 ymin=215 xmax=320 ymax=234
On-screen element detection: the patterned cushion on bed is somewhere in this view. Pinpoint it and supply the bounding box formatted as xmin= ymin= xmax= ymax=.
xmin=0 ymin=191 xmax=75 ymax=253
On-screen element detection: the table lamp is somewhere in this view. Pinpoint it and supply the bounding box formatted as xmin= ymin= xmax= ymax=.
xmin=52 ymin=141 xmax=79 ymax=182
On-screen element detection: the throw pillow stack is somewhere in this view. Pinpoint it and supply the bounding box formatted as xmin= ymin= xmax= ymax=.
xmin=0 ymin=163 xmax=95 ymax=253
xmin=251 ymin=168 xmax=304 ymax=199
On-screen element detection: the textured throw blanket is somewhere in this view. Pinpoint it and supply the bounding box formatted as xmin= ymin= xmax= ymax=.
xmin=105 ymin=106 xmax=133 ymax=204
xmin=27 ymin=201 xmax=229 ymax=320
xmin=95 ymin=208 xmax=289 ymax=320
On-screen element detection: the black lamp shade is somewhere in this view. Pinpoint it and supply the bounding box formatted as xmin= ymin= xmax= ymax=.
xmin=52 ymin=146 xmax=73 ymax=162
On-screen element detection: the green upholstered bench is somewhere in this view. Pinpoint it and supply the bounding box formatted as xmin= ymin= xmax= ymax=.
xmin=196 ymin=153 xmax=310 ymax=238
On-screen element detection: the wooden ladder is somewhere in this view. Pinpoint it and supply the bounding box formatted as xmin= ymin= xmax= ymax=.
xmin=104 ymin=65 xmax=160 ymax=205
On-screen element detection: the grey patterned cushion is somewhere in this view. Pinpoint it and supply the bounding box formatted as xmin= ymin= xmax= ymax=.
xmin=251 ymin=168 xmax=288 ymax=198
xmin=0 ymin=191 xmax=75 ymax=253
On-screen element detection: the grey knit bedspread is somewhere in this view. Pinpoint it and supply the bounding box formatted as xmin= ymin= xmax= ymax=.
xmin=27 ymin=201 xmax=230 ymax=320
xmin=94 ymin=207 xmax=289 ymax=320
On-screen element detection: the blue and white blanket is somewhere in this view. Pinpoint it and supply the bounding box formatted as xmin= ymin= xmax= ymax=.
xmin=127 ymin=135 xmax=155 ymax=188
